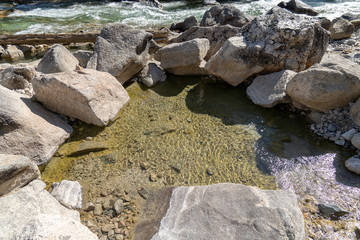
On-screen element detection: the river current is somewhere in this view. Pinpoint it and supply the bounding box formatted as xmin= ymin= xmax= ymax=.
xmin=1 ymin=0 xmax=360 ymax=34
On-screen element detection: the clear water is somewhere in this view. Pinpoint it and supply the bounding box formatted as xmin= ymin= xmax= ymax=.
xmin=42 ymin=77 xmax=360 ymax=239
xmin=1 ymin=0 xmax=360 ymax=34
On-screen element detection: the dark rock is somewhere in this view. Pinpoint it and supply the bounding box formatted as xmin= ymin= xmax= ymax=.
xmin=319 ymin=17 xmax=332 ymax=30
xmin=318 ymin=203 xmax=349 ymax=219
xmin=341 ymin=13 xmax=358 ymax=22
xmin=170 ymin=16 xmax=199 ymax=32
xmin=200 ymin=5 xmax=251 ymax=28
xmin=278 ymin=0 xmax=318 ymax=16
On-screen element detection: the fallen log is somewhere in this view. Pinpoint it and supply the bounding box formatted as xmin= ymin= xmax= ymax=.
xmin=0 ymin=29 xmax=175 ymax=45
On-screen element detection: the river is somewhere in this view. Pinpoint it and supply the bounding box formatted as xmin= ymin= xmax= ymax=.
xmin=1 ymin=0 xmax=360 ymax=34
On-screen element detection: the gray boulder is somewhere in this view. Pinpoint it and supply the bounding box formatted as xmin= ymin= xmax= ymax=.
xmin=37 ymin=44 xmax=79 ymax=74
xmin=154 ymin=38 xmax=209 ymax=70
xmin=73 ymin=50 xmax=93 ymax=68
xmin=200 ymin=5 xmax=251 ymax=28
xmin=0 ymin=154 xmax=40 ymax=196
xmin=51 ymin=180 xmax=82 ymax=209
xmin=87 ymin=23 xmax=153 ymax=84
xmin=278 ymin=0 xmax=318 ymax=16
xmin=205 ymin=7 xmax=329 ymax=86
xmin=330 ymin=17 xmax=355 ymax=40
xmin=345 ymin=155 xmax=360 ymax=174
xmin=170 ymin=16 xmax=199 ymax=32
xmin=171 ymin=25 xmax=241 ymax=60
xmin=0 ymin=85 xmax=72 ymax=165
xmin=246 ymin=70 xmax=297 ymax=108
xmin=1 ymin=45 xmax=24 ymax=62
xmin=32 ymin=69 xmax=130 ymax=126
xmin=351 ymin=133 xmax=360 ymax=149
xmin=286 ymin=53 xmax=360 ymax=111
xmin=0 ymin=65 xmax=36 ymax=90
xmin=0 ymin=180 xmax=97 ymax=240
xmin=138 ymin=61 xmax=166 ymax=87
xmin=144 ymin=183 xmax=304 ymax=240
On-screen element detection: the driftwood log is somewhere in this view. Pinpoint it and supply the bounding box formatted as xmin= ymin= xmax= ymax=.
xmin=0 ymin=29 xmax=173 ymax=45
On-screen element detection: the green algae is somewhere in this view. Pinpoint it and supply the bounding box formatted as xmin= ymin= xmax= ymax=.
xmin=42 ymin=76 xmax=282 ymax=196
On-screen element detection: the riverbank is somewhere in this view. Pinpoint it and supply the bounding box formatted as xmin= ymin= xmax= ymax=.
xmin=2 ymin=1 xmax=360 ymax=240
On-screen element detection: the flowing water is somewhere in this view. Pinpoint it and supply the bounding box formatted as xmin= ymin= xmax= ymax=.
xmin=1 ymin=0 xmax=360 ymax=34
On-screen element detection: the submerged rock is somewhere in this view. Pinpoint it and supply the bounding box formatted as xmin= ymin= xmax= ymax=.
xmin=278 ymin=0 xmax=318 ymax=16
xmin=32 ymin=69 xmax=130 ymax=126
xmin=318 ymin=203 xmax=349 ymax=219
xmin=206 ymin=7 xmax=329 ymax=86
xmin=0 ymin=85 xmax=72 ymax=165
xmin=37 ymin=44 xmax=79 ymax=74
xmin=136 ymin=183 xmax=304 ymax=240
xmin=286 ymin=53 xmax=360 ymax=111
xmin=51 ymin=180 xmax=82 ymax=209
xmin=87 ymin=23 xmax=153 ymax=84
xmin=171 ymin=25 xmax=241 ymax=60
xmin=246 ymin=70 xmax=296 ymax=108
xmin=154 ymin=38 xmax=209 ymax=70
xmin=0 ymin=180 xmax=97 ymax=240
xmin=200 ymin=5 xmax=251 ymax=28
xmin=345 ymin=155 xmax=360 ymax=174
xmin=0 ymin=154 xmax=40 ymax=196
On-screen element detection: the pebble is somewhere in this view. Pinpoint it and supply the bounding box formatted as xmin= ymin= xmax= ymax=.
xmin=94 ymin=203 xmax=103 ymax=216
xmin=149 ymin=173 xmax=157 ymax=182
xmin=335 ymin=139 xmax=345 ymax=146
xmin=114 ymin=199 xmax=124 ymax=215
xmin=101 ymin=224 xmax=113 ymax=234
xmin=115 ymin=234 xmax=124 ymax=240
xmin=84 ymin=202 xmax=95 ymax=212
xmin=318 ymin=203 xmax=349 ymax=219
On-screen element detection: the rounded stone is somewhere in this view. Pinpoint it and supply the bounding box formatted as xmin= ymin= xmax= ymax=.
xmin=351 ymin=133 xmax=360 ymax=149
xmin=345 ymin=156 xmax=360 ymax=175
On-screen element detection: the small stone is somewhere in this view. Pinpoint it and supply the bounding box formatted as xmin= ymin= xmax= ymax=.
xmin=335 ymin=139 xmax=345 ymax=146
xmin=345 ymin=155 xmax=360 ymax=174
xmin=140 ymin=162 xmax=149 ymax=170
xmin=115 ymin=234 xmax=124 ymax=240
xmin=103 ymin=199 xmax=111 ymax=210
xmin=342 ymin=128 xmax=357 ymax=141
xmin=108 ymin=230 xmax=115 ymax=236
xmin=351 ymin=133 xmax=360 ymax=149
xmin=99 ymin=236 xmax=107 ymax=240
xmin=94 ymin=203 xmax=103 ymax=216
xmin=115 ymin=228 xmax=122 ymax=234
xmin=84 ymin=202 xmax=95 ymax=212
xmin=206 ymin=168 xmax=214 ymax=176
xmin=149 ymin=173 xmax=157 ymax=182
xmin=114 ymin=199 xmax=124 ymax=215
xmin=318 ymin=203 xmax=349 ymax=219
xmin=101 ymin=224 xmax=113 ymax=234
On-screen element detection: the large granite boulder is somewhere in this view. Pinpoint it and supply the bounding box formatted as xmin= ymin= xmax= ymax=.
xmin=171 ymin=25 xmax=241 ymax=60
xmin=32 ymin=69 xmax=130 ymax=126
xmin=286 ymin=53 xmax=360 ymax=112
xmin=138 ymin=61 xmax=166 ymax=87
xmin=0 ymin=64 xmax=36 ymax=90
xmin=200 ymin=5 xmax=251 ymax=28
xmin=51 ymin=180 xmax=82 ymax=209
xmin=330 ymin=17 xmax=355 ymax=40
xmin=154 ymin=38 xmax=209 ymax=70
xmin=0 ymin=180 xmax=98 ymax=240
xmin=278 ymin=0 xmax=318 ymax=16
xmin=135 ymin=183 xmax=304 ymax=240
xmin=205 ymin=7 xmax=329 ymax=86
xmin=246 ymin=70 xmax=297 ymax=108
xmin=170 ymin=16 xmax=199 ymax=32
xmin=0 ymin=154 xmax=40 ymax=196
xmin=87 ymin=23 xmax=153 ymax=84
xmin=0 ymin=85 xmax=72 ymax=165
xmin=37 ymin=44 xmax=79 ymax=74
